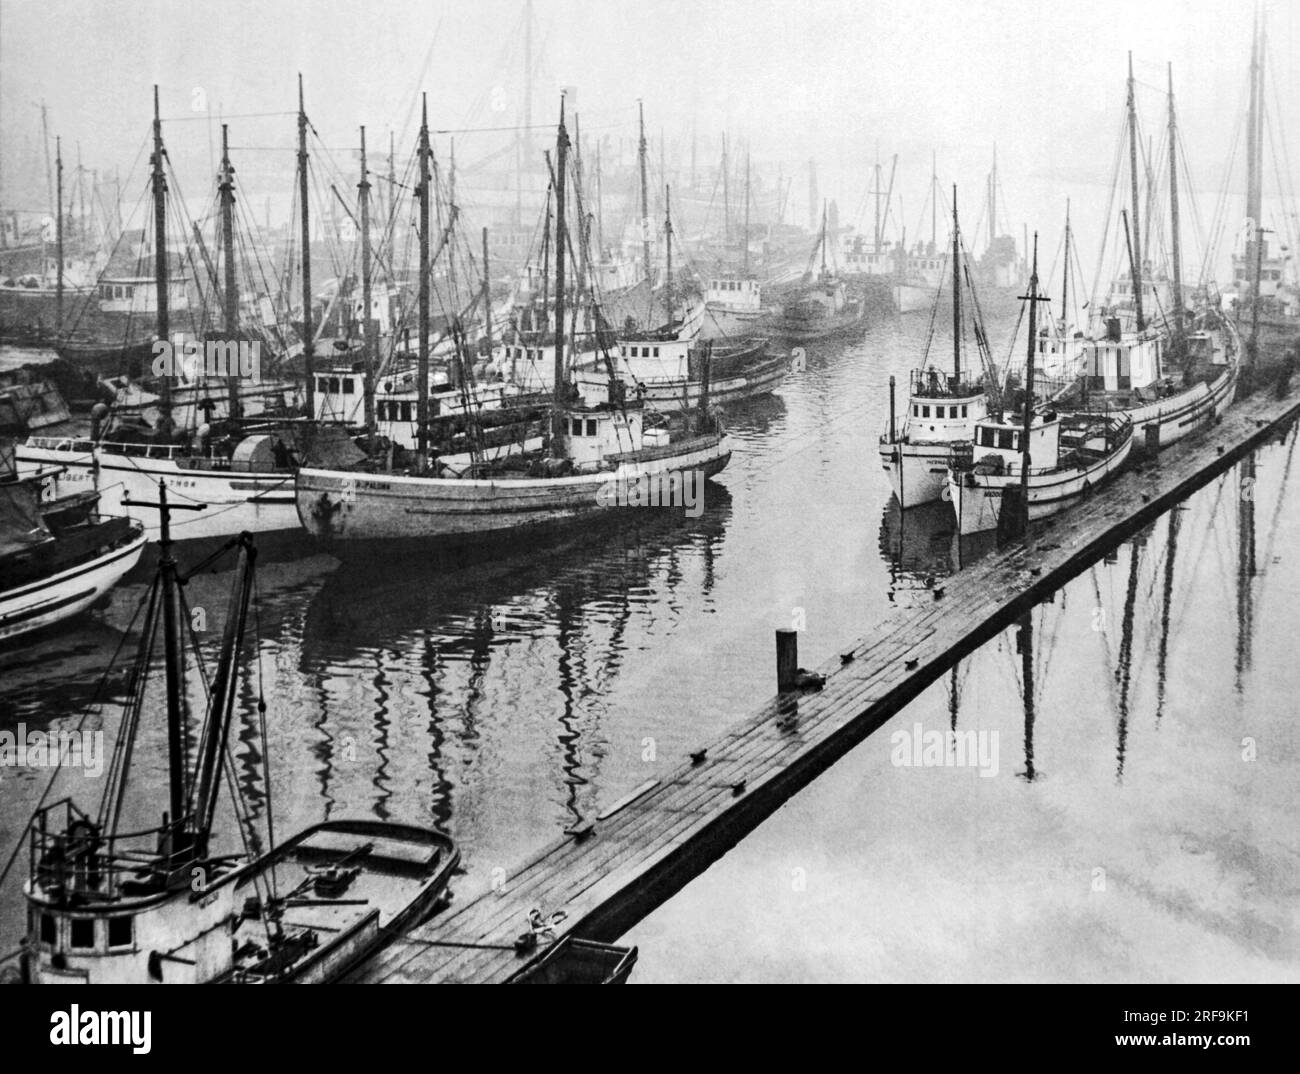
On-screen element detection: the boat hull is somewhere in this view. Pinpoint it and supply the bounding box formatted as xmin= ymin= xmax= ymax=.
xmin=296 ymin=434 xmax=732 ymax=545
xmin=0 ymin=527 xmax=146 ymax=642
xmin=19 ymin=440 xmax=299 ymax=540
xmin=634 ymin=355 xmax=789 ymax=409
xmin=879 ymin=440 xmax=956 ymax=508
xmin=948 ymin=431 xmax=1133 ymax=535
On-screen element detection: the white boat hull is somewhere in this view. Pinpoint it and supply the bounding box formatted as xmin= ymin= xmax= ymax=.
xmin=948 ymin=432 xmax=1133 ymax=535
xmin=879 ymin=440 xmax=955 ymax=508
xmin=0 ymin=528 xmax=146 ymax=642
xmin=18 ymin=441 xmax=298 ymax=540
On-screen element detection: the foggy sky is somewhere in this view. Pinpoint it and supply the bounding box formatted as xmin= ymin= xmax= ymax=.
xmin=1 ymin=0 xmax=1296 ymax=285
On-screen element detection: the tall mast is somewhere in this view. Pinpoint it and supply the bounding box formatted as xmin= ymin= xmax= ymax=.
xmin=594 ymin=140 xmax=604 ymax=258
xmin=417 ymin=94 xmax=431 ymax=463
xmin=664 ymin=184 xmax=674 ymax=317
xmin=298 ymin=74 xmax=315 ymax=420
xmin=820 ymin=201 xmax=828 ymax=275
xmin=931 ymin=151 xmax=937 ymax=249
xmin=988 ymin=145 xmax=998 ymax=253
xmin=873 ymin=151 xmax=882 ymax=252
xmin=952 ymin=184 xmax=962 ymax=379
xmin=54 ymin=137 xmax=63 ymax=334
xmin=1245 ymin=6 xmax=1261 ymax=276
xmin=1166 ymin=64 xmax=1184 ymax=337
xmin=1126 ymin=53 xmax=1145 ymax=331
xmin=481 ymin=226 xmax=493 ymax=361
xmin=359 ymin=125 xmax=376 ymax=437
xmin=638 ymin=102 xmax=651 ymax=291
xmin=157 ymin=482 xmax=189 ymax=851
xmin=742 ymin=150 xmax=751 ymax=275
xmin=1061 ymin=198 xmax=1071 ymax=328
xmin=40 ymin=101 xmax=53 ymax=221
xmin=1018 ymin=233 xmax=1043 ymax=536
xmin=552 ymin=96 xmax=570 ymax=455
xmin=721 ymin=132 xmax=730 ymax=246
xmin=219 ymin=124 xmax=241 ymax=420
xmin=151 ymin=86 xmax=172 ymax=436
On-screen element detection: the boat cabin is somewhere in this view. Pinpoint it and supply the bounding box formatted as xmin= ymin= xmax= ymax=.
xmin=562 ymin=407 xmax=655 ymax=467
xmin=968 ymin=412 xmax=1061 ymax=471
xmin=904 ymin=368 xmax=987 ymax=441
xmin=706 ymin=277 xmax=762 ymax=313
xmin=97 ymin=276 xmax=190 ymax=315
xmin=1081 ymin=332 xmax=1164 ymax=393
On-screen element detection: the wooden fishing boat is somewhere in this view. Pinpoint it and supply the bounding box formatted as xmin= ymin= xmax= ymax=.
xmin=0 ymin=455 xmax=145 ymax=643
xmin=296 ymin=97 xmax=731 ymax=549
xmin=509 ymin=937 xmax=638 ymax=984
xmin=879 ymin=189 xmax=998 ymax=508
xmin=15 ymin=474 xmax=459 ymax=984
xmin=947 ymin=235 xmax=1133 ymax=536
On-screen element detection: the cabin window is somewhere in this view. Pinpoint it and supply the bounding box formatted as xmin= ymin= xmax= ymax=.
xmin=69 ymin=918 xmax=95 ymax=949
xmin=570 ymin=419 xmax=581 ymax=436
xmin=998 ymin=430 xmax=1015 ymax=450
xmin=921 ymin=406 xmax=930 ymax=418
xmin=653 ymin=347 xmax=660 ymax=358
xmin=961 ymin=405 xmax=968 ymax=418
xmin=401 ymin=402 xmax=412 ymax=423
xmin=108 ymin=916 xmax=133 ymax=948
xmin=40 ymin=912 xmax=56 ymax=946
xmin=586 ymin=419 xmax=598 ymax=436
xmin=342 ymin=378 xmax=355 ymax=394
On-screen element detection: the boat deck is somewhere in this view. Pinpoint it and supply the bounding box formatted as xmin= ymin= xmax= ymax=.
xmin=349 ymin=375 xmax=1300 ymax=984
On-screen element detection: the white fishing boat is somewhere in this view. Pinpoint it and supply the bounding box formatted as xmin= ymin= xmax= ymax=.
xmin=948 ymin=410 xmax=1133 ymax=535
xmin=0 ymin=450 xmax=145 ymax=643
xmin=879 ymin=189 xmax=997 ymax=508
xmin=15 ymin=481 xmax=459 ymax=984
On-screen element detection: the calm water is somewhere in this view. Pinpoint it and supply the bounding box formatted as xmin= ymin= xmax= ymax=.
xmin=2 ymin=303 xmax=1297 ymax=982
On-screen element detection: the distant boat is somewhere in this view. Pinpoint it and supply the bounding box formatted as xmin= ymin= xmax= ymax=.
xmin=764 ymin=204 xmax=867 ymax=342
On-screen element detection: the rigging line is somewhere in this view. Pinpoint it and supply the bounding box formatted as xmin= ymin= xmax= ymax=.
xmin=0 ymin=573 xmax=156 ymax=890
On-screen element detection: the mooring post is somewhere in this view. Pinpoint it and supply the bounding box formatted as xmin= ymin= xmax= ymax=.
xmin=776 ymin=628 xmax=799 ymax=692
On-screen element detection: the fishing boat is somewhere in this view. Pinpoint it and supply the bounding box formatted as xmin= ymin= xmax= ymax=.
xmin=296 ymin=98 xmax=731 ymax=549
xmin=879 ymin=188 xmax=996 ymax=508
xmin=948 ymin=238 xmax=1134 ymax=536
xmin=764 ymin=204 xmax=866 ymax=342
xmin=0 ymin=444 xmax=144 ymax=643
xmin=576 ymin=188 xmax=790 ymax=410
xmin=18 ymin=85 xmax=366 ymax=541
xmin=14 ymin=485 xmax=459 ymax=984
xmin=509 ymin=937 xmax=638 ymax=984
xmin=1049 ymin=59 xmax=1240 ymax=454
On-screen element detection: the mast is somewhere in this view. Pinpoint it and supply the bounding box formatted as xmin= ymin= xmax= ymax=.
xmin=298 ymin=74 xmax=315 ymax=421
xmin=721 ymin=133 xmax=730 ymax=246
xmin=1061 ymin=199 xmax=1071 ymax=328
xmin=1018 ymin=232 xmax=1043 ymax=536
xmin=594 ymin=140 xmax=604 ymax=259
xmin=931 ymin=151 xmax=937 ymax=249
xmin=743 ymin=150 xmax=751 ymax=276
xmin=1126 ymin=53 xmax=1145 ymax=331
xmin=638 ymin=102 xmax=651 ymax=292
xmin=151 ymin=86 xmax=172 ymax=436
xmin=417 ymin=94 xmax=432 ymax=463
xmin=951 ymin=184 xmax=962 ymax=379
xmin=54 ymin=137 xmax=63 ymax=334
xmin=219 ymin=124 xmax=241 ymax=420
xmin=552 ymin=96 xmax=570 ymax=455
xmin=157 ymin=481 xmax=189 ymax=852
xmin=820 ymin=201 xmax=828 ymax=275
xmin=664 ymin=184 xmax=674 ymax=317
xmin=1166 ymin=64 xmax=1184 ymax=337
xmin=359 ymin=125 xmax=376 ymax=437
xmin=873 ymin=152 xmax=882 ymax=252
xmin=40 ymin=101 xmax=53 ymax=221
xmin=482 ymin=226 xmax=493 ymax=361
xmin=1245 ymin=6 xmax=1261 ymax=286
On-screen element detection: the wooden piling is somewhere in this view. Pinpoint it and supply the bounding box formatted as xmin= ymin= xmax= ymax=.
xmin=776 ymin=628 xmax=799 ymax=691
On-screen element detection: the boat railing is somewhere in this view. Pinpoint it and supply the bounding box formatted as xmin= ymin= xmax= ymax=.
xmin=27 ymin=798 xmax=208 ymax=902
xmin=908 ymin=369 xmax=983 ymax=399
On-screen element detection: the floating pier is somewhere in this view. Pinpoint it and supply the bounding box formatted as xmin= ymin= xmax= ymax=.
xmin=351 ymin=378 xmax=1300 ymax=984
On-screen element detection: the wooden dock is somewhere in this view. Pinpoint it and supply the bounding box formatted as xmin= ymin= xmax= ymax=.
xmin=350 ymin=381 xmax=1300 ymax=984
